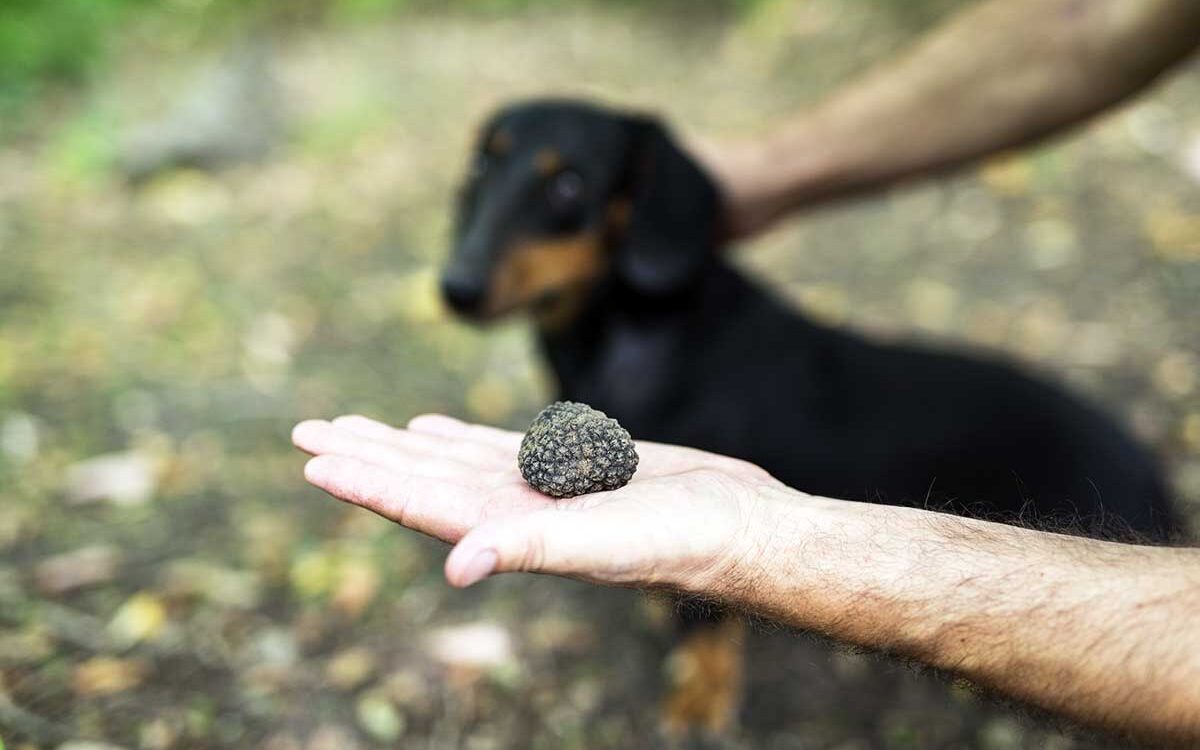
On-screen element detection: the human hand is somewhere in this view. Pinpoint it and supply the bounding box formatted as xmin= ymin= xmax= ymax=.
xmin=689 ymin=135 xmax=784 ymax=241
xmin=291 ymin=414 xmax=788 ymax=592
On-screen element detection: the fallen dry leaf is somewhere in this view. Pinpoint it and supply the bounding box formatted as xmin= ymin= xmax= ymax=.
xmin=355 ymin=692 xmax=404 ymax=742
xmin=108 ymin=592 xmax=168 ymax=647
xmin=64 ymin=452 xmax=158 ymax=506
xmin=160 ymin=559 xmax=262 ymax=609
xmin=465 ymin=376 xmax=515 ymax=424
xmin=1153 ymin=350 xmax=1198 ymax=398
xmin=1182 ymin=413 xmax=1200 ymax=454
xmin=330 ymin=557 xmax=380 ymax=618
xmin=72 ymin=656 xmax=147 ymax=696
xmin=35 ymin=545 xmax=123 ymax=595
xmin=904 ymin=278 xmax=959 ymax=334
xmin=306 ymin=724 xmax=363 ymax=750
xmin=978 ymin=155 xmax=1033 ymax=196
xmin=324 ymin=646 xmax=376 ymax=691
xmin=1144 ymin=209 xmax=1200 ymax=262
xmin=426 ymin=621 xmax=514 ymax=671
xmin=289 ymin=549 xmax=336 ymax=600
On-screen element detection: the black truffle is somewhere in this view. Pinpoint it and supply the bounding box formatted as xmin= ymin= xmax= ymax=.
xmin=518 ymin=401 xmax=639 ymax=498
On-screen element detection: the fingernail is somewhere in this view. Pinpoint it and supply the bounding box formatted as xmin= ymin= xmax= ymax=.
xmin=458 ymin=549 xmax=498 ymax=587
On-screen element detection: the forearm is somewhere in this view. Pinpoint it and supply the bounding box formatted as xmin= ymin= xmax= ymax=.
xmin=704 ymin=0 xmax=1200 ymax=235
xmin=708 ymin=487 xmax=1200 ymax=745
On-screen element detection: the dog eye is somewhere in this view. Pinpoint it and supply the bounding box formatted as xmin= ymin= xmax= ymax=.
xmin=546 ymin=169 xmax=585 ymax=211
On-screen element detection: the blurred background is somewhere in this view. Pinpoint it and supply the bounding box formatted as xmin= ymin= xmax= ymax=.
xmin=1 ymin=0 xmax=1198 ymax=748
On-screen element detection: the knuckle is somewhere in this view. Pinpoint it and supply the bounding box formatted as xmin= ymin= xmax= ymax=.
xmin=522 ymin=533 xmax=548 ymax=572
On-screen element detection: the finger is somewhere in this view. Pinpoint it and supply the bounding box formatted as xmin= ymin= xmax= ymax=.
xmin=407 ymin=414 xmax=524 ymax=453
xmin=399 ymin=414 xmax=748 ymax=482
xmin=443 ymin=506 xmax=661 ymax=588
xmin=292 ymin=419 xmax=479 ymax=481
xmin=292 ymin=419 xmax=334 ymax=456
xmin=326 ymin=415 xmax=503 ymax=472
xmin=404 ymin=413 xmax=728 ymax=476
xmin=303 ymin=455 xmax=546 ymax=542
xmin=328 ymin=414 xmax=512 ymax=470
xmin=405 ymin=414 xmax=714 ymax=478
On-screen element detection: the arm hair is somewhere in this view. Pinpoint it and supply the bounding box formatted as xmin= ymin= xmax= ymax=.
xmin=707 ymin=491 xmax=1200 ymax=746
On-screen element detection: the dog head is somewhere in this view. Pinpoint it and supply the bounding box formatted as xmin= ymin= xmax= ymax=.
xmin=442 ymin=99 xmax=720 ymax=327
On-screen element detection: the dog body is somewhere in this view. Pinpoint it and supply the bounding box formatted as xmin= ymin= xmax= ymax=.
xmin=544 ymin=263 xmax=1174 ymax=533
xmin=443 ymin=99 xmax=1179 ymax=734
xmin=446 ymin=99 xmax=1176 ymax=537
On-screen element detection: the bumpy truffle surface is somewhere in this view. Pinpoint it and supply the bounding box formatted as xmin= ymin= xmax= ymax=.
xmin=518 ymin=402 xmax=638 ymax=498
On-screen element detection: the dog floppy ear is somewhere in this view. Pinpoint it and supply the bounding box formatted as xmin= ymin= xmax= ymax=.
xmin=616 ymin=117 xmax=720 ymax=295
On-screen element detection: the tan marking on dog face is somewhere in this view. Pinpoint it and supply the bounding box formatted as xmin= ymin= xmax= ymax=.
xmin=534 ymin=148 xmax=563 ymax=176
xmin=486 ymin=233 xmax=607 ymax=321
xmin=606 ymin=198 xmax=632 ymax=232
xmin=488 ymin=129 xmax=513 ymax=155
xmin=661 ymin=618 xmax=745 ymax=736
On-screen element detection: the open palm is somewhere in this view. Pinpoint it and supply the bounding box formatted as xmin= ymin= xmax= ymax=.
xmin=292 ymin=414 xmax=783 ymax=589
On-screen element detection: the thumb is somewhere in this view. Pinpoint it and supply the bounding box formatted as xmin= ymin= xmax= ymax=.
xmin=444 ymin=507 xmax=630 ymax=588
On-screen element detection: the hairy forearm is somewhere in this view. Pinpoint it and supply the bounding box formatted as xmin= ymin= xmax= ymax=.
xmin=705 ymin=0 xmax=1200 ymax=235
xmin=710 ymin=488 xmax=1200 ymax=745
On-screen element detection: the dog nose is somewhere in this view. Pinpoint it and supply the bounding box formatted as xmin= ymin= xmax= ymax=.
xmin=440 ymin=274 xmax=486 ymax=314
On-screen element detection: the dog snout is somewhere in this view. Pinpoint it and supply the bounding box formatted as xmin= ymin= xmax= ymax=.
xmin=440 ymin=271 xmax=487 ymax=315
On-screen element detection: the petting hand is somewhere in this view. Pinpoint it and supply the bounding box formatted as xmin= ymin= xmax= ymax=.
xmin=689 ymin=130 xmax=828 ymax=241
xmin=688 ymin=135 xmax=781 ymax=241
xmin=291 ymin=414 xmax=787 ymax=592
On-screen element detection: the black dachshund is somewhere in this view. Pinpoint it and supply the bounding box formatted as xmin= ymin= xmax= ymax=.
xmin=441 ymin=98 xmax=1180 ymax=734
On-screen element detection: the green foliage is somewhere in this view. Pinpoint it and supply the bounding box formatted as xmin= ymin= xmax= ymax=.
xmin=0 ymin=0 xmax=135 ymax=110
xmin=46 ymin=108 xmax=121 ymax=183
xmin=0 ymin=0 xmax=124 ymax=82
xmin=328 ymin=0 xmax=413 ymax=21
xmin=0 ymin=0 xmax=771 ymax=119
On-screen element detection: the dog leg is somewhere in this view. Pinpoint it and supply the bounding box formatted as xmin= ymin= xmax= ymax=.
xmin=660 ymin=615 xmax=745 ymax=738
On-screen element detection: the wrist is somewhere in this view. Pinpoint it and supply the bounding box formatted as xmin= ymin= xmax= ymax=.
xmin=691 ymin=483 xmax=853 ymax=612
xmin=699 ymin=491 xmax=977 ymax=646
xmin=694 ymin=115 xmax=853 ymax=239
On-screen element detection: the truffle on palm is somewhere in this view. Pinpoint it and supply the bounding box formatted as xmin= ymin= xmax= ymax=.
xmin=518 ymin=402 xmax=639 ymax=498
